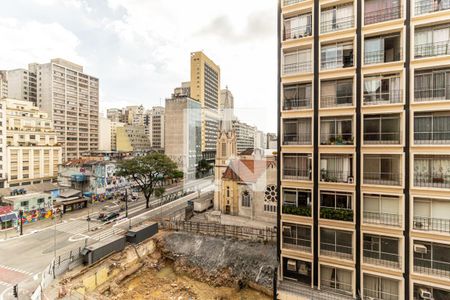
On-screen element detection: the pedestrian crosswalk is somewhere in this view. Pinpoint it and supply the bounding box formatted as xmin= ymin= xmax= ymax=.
xmin=0 ymin=264 xmax=34 ymax=277
xmin=88 ymin=227 xmax=125 ymax=241
xmin=54 ymin=220 xmax=90 ymax=236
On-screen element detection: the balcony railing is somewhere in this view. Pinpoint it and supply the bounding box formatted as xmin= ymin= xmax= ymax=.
xmin=365 ymin=5 xmax=402 ymax=25
xmin=320 ymin=95 xmax=353 ymax=108
xmin=320 ymin=133 xmax=353 ymax=145
xmin=321 ymin=170 xmax=353 ymax=183
xmin=363 ymin=211 xmax=402 ymax=227
xmin=364 ymin=49 xmax=401 ymax=65
xmin=320 ymin=207 xmax=354 ymax=222
xmin=414 ymin=131 xmax=450 ymax=144
xmin=363 ymin=90 xmax=402 ymax=105
xmin=413 ymin=216 xmax=450 ymax=233
xmin=284 ymin=25 xmax=312 ymax=40
xmin=414 ymin=86 xmax=449 ymax=102
xmin=283 ymin=0 xmax=304 ymax=6
xmin=414 ymin=257 xmax=450 ymax=279
xmin=283 ymin=133 xmax=312 ymax=145
xmin=283 ymin=98 xmax=312 ymax=110
xmin=363 ymin=249 xmax=402 ymax=269
xmin=363 ymin=132 xmax=401 ymax=144
xmin=363 ymin=172 xmax=402 ymax=186
xmin=414 ymin=173 xmax=450 ymax=189
xmin=282 ymin=205 xmax=312 ymax=217
xmin=320 ymin=16 xmax=354 ymax=34
xmin=321 ymin=56 xmax=354 ymax=70
xmin=320 ymin=242 xmax=353 ymax=260
xmin=415 ymin=40 xmax=450 ymax=58
xmin=283 ymin=61 xmax=312 ymax=75
xmin=282 ymin=241 xmax=311 ymax=253
xmin=415 ymin=0 xmax=450 ymax=15
xmin=283 ymin=168 xmax=311 ymax=181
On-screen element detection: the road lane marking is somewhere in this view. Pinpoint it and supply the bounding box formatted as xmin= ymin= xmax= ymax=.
xmin=0 ymin=264 xmax=34 ymax=277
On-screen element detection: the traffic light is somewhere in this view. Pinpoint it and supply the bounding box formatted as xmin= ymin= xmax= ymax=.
xmin=13 ymin=284 xmax=18 ymax=298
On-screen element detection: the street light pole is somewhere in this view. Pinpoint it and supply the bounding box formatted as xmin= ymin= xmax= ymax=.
xmin=18 ymin=210 xmax=23 ymax=236
xmin=125 ymin=188 xmax=128 ymax=218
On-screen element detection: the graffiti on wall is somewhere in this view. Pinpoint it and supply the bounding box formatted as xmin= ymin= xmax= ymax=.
xmin=21 ymin=208 xmax=53 ymax=224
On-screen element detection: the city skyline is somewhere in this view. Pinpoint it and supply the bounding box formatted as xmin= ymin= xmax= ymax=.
xmin=0 ymin=0 xmax=277 ymax=133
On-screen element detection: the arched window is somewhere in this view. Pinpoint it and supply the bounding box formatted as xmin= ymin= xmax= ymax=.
xmin=241 ymin=190 xmax=251 ymax=207
xmin=226 ymin=186 xmax=230 ymax=197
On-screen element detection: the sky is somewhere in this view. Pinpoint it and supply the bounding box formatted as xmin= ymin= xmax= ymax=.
xmin=0 ymin=0 xmax=277 ymax=133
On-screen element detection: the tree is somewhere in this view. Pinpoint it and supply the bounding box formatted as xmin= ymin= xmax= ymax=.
xmin=196 ymin=159 xmax=213 ymax=178
xmin=116 ymin=153 xmax=183 ymax=209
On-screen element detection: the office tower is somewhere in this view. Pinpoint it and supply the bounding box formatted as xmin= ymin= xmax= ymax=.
xmin=144 ymin=106 xmax=165 ymax=150
xmin=232 ymin=120 xmax=256 ymax=153
xmin=190 ymin=51 xmax=221 ymax=160
xmin=219 ymin=87 xmax=235 ymax=132
xmin=0 ymin=71 xmax=8 ymax=99
xmin=5 ymin=69 xmax=37 ymax=104
xmin=165 ymin=88 xmax=202 ymax=180
xmin=278 ymin=1 xmax=450 ymax=299
xmin=17 ymin=58 xmax=100 ymax=162
xmin=107 ymin=108 xmax=124 ymax=123
xmin=2 ymin=98 xmax=62 ymax=188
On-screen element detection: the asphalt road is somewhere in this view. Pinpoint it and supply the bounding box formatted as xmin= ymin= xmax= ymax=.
xmin=0 ymin=176 xmax=214 ymax=299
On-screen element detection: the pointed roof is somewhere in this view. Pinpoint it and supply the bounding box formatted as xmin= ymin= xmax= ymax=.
xmin=222 ymin=159 xmax=276 ymax=183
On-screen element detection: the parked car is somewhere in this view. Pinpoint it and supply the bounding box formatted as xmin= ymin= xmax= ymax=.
xmin=97 ymin=204 xmax=121 ymax=219
xmin=101 ymin=212 xmax=119 ymax=222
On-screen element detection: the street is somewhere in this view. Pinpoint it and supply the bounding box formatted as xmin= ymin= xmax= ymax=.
xmin=0 ymin=176 xmax=214 ymax=299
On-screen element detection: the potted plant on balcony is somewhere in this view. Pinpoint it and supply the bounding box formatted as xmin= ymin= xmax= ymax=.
xmin=328 ymin=136 xmax=336 ymax=145
xmin=335 ymin=135 xmax=344 ymax=145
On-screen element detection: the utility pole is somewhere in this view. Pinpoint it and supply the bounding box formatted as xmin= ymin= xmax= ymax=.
xmin=125 ymin=188 xmax=128 ymax=218
xmin=18 ymin=210 xmax=23 ymax=236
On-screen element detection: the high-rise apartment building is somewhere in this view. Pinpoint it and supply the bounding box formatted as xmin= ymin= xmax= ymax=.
xmin=144 ymin=106 xmax=165 ymax=150
xmin=190 ymin=51 xmax=221 ymax=159
xmin=278 ymin=1 xmax=450 ymax=299
xmin=115 ymin=125 xmax=151 ymax=153
xmin=107 ymin=108 xmax=124 ymax=123
xmin=0 ymin=71 xmax=8 ymax=99
xmin=2 ymin=98 xmax=62 ymax=188
xmin=6 ymin=59 xmax=100 ymax=162
xmin=98 ymin=116 xmax=112 ymax=151
xmin=124 ymin=105 xmax=144 ymax=125
xmin=6 ymin=69 xmax=37 ymax=104
xmin=232 ymin=120 xmax=256 ymax=153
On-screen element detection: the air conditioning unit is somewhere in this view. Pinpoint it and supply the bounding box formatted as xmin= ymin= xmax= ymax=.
xmin=419 ymin=288 xmax=433 ymax=300
xmin=287 ymin=259 xmax=296 ymax=272
xmin=414 ymin=244 xmax=428 ymax=254
xmin=347 ymin=176 xmax=354 ymax=184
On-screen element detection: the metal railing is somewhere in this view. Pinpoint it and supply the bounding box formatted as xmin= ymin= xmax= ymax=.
xmin=282 ymin=204 xmax=312 ymax=217
xmin=283 ymin=168 xmax=312 ymax=181
xmin=320 ymin=95 xmax=353 ymax=108
xmin=321 ymin=56 xmax=354 ymax=70
xmin=414 ymin=216 xmax=450 ymax=233
xmin=415 ymin=0 xmax=450 ymax=15
xmin=320 ymin=133 xmax=354 ymax=145
xmin=363 ymin=89 xmax=402 ymax=105
xmin=283 ymin=98 xmax=312 ymax=110
xmin=320 ymin=16 xmax=354 ymax=34
xmin=414 ymin=257 xmax=450 ymax=279
xmin=278 ymin=280 xmax=355 ymax=300
xmin=364 ymin=49 xmax=402 ymax=64
xmin=363 ymin=211 xmax=402 ymax=227
xmin=321 ymin=280 xmax=354 ymax=297
xmin=282 ymin=239 xmax=312 ymax=253
xmin=363 ymin=132 xmax=401 ymax=144
xmin=283 ymin=61 xmax=312 ymax=75
xmin=364 ymin=5 xmax=402 ymax=25
xmin=414 ymin=131 xmax=450 ymax=144
xmin=363 ymin=288 xmax=399 ymax=300
xmin=320 ymin=170 xmax=353 ymax=183
xmin=320 ymin=242 xmax=353 ymax=260
xmin=283 ymin=0 xmax=304 ymax=6
xmin=284 ymin=24 xmax=312 ymax=40
xmin=414 ymin=173 xmax=450 ymax=189
xmin=415 ymin=40 xmax=450 ymax=58
xmin=414 ymin=86 xmax=449 ymax=102
xmin=363 ymin=172 xmax=402 ymax=186
xmin=363 ymin=249 xmax=402 ymax=269
xmin=283 ymin=133 xmax=312 ymax=145
xmin=320 ymin=207 xmax=354 ymax=222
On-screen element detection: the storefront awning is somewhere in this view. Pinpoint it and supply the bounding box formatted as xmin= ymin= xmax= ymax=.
xmin=0 ymin=213 xmax=17 ymax=222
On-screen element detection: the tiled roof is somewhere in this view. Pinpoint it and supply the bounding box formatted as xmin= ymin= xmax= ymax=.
xmin=222 ymin=159 xmax=276 ymax=183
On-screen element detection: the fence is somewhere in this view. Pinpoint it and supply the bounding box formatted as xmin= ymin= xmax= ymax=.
xmin=159 ymin=220 xmax=276 ymax=243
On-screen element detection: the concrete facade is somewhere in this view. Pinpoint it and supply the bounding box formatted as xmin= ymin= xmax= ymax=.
xmin=98 ymin=117 xmax=112 ymax=152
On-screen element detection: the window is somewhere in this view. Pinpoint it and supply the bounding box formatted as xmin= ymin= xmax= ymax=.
xmin=264 ymin=185 xmax=277 ymax=213
xmin=241 ymin=190 xmax=251 ymax=207
xmin=363 ymin=74 xmax=401 ymax=105
xmin=414 ymin=111 xmax=450 ymax=144
xmin=415 ymin=25 xmax=450 ymax=58
xmin=364 ymin=274 xmax=399 ymax=300
xmin=363 ymin=194 xmax=401 ymax=226
xmin=320 ymin=191 xmax=352 ymax=210
xmin=320 ymin=79 xmax=353 ymax=108
xmin=363 ymin=234 xmax=400 ymax=267
xmin=320 ymin=154 xmax=353 ymax=183
xmin=364 ymin=34 xmax=401 ymax=64
xmin=283 ymin=153 xmax=312 ymax=180
xmin=321 ymin=42 xmax=354 ymax=69
xmin=284 ymin=13 xmax=312 ymax=40
xmin=364 ymin=0 xmax=401 ymax=25
xmin=364 ymin=114 xmax=401 ymax=144
xmin=320 ymin=265 xmax=353 ymax=295
xmin=282 ymin=223 xmax=311 ymax=251
xmin=283 ymin=118 xmax=312 ymax=145
xmin=283 ymin=83 xmax=312 ymax=110
xmin=226 ymin=186 xmax=230 ymax=197
xmin=321 ymin=3 xmax=354 ymax=34
xmin=283 ymin=49 xmax=311 ymax=74
xmin=20 ymin=201 xmax=29 ymax=207
xmin=320 ymin=228 xmax=353 ymax=259
xmin=320 ymin=116 xmax=353 ymax=145
xmin=414 ymin=68 xmax=450 ymax=102
xmin=37 ymin=198 xmax=45 ymax=205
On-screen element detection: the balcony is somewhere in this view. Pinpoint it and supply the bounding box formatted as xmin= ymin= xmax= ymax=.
xmin=283 ymin=118 xmax=312 ymax=145
xmin=283 ymin=49 xmax=312 ymax=75
xmin=320 ymin=266 xmax=353 ymax=296
xmin=364 ymin=34 xmax=401 ymax=64
xmin=363 ymin=154 xmax=402 ymax=186
xmin=414 ymin=155 xmax=450 ymax=189
xmin=413 ymin=284 xmax=450 ymax=300
xmin=415 ymin=40 xmax=450 ymax=59
xmin=363 ymin=74 xmax=401 ymax=106
xmin=283 ymin=83 xmax=312 ymax=110
xmin=320 ymin=79 xmax=353 ymax=108
xmin=320 ymin=4 xmax=354 ymax=34
xmin=284 ymin=14 xmax=312 ymax=41
xmin=283 ymin=153 xmax=312 ymax=181
xmin=321 ymin=42 xmax=354 ymax=70
xmin=414 ymin=241 xmax=450 ymax=279
xmin=320 ymin=117 xmax=353 ymax=146
xmin=320 ymin=228 xmax=353 ymax=260
xmin=363 ymin=234 xmax=401 ymax=269
xmin=283 ymin=61 xmax=311 ymax=75
xmin=415 ymin=0 xmax=450 ymax=15
xmin=283 ymin=0 xmax=303 ymax=6
xmin=320 ymin=154 xmax=353 ymax=184
xmin=414 ymin=68 xmax=450 ymax=102
xmin=282 ymin=223 xmax=311 ymax=252
xmin=364 ymin=1 xmax=402 ymax=25
xmin=414 ymin=112 xmax=450 ymax=144
xmin=282 ymin=259 xmax=312 ymax=287
xmin=414 ymin=197 xmax=450 ymax=233
xmin=363 ymin=114 xmax=401 ymax=145
xmin=364 ymin=274 xmax=400 ymax=300
xmin=283 ymin=188 xmax=312 ymax=217
xmin=414 ymin=216 xmax=450 ymax=233
xmin=320 ymin=191 xmax=353 ymax=222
